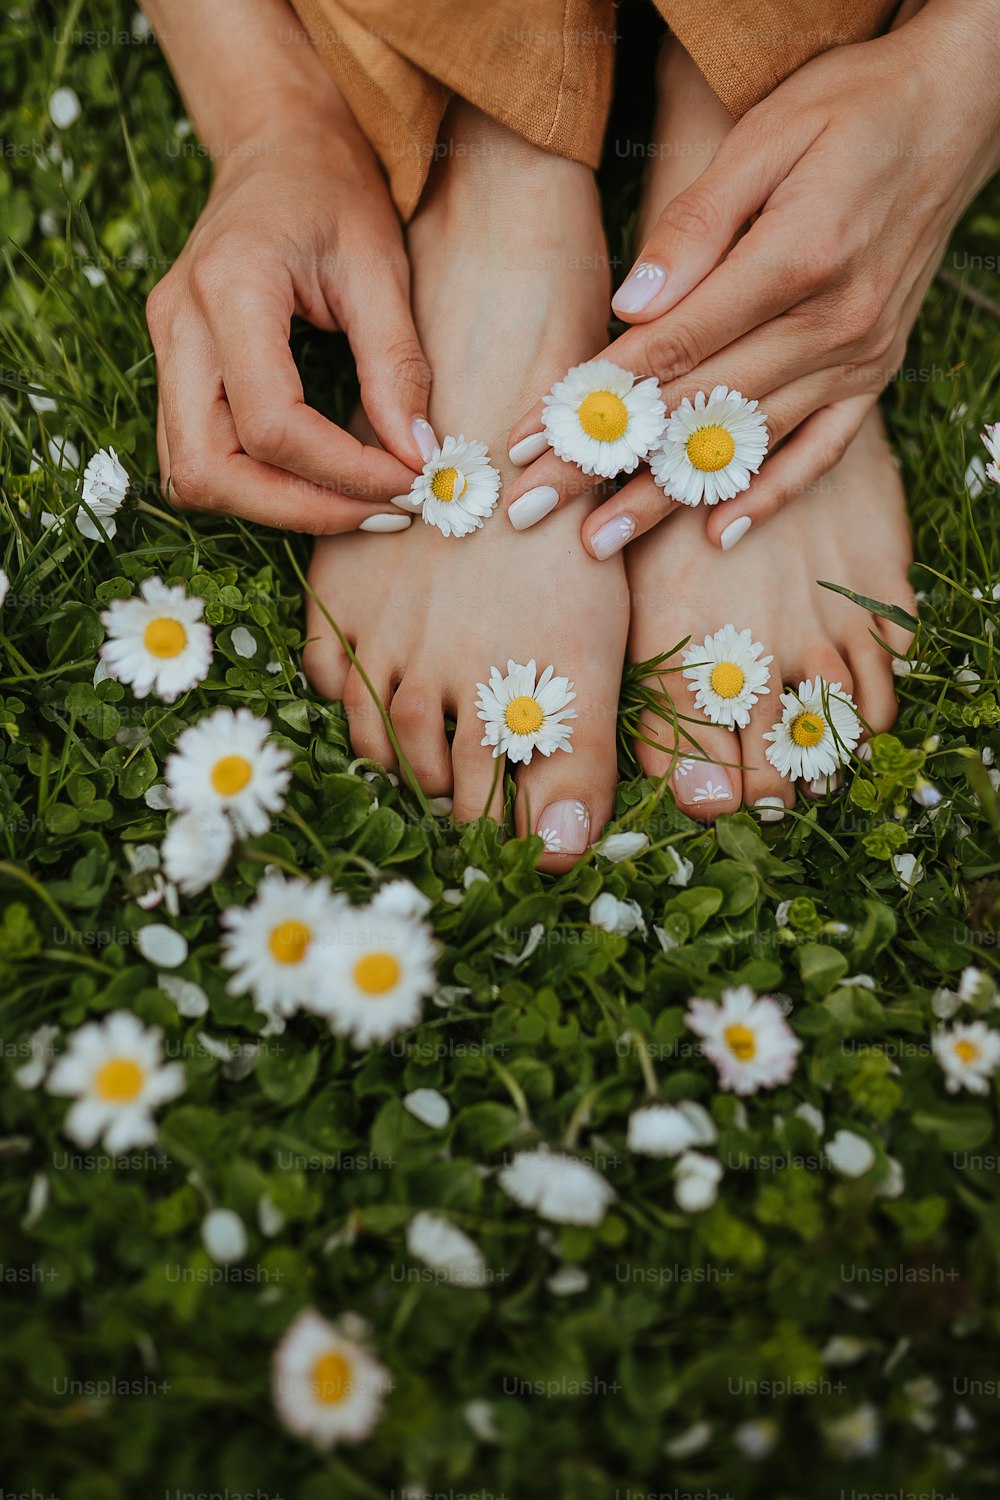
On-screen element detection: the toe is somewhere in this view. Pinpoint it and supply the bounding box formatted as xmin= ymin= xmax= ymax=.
xmin=451 ymin=711 xmax=505 ymax=830
xmin=389 ymin=679 xmax=453 ymax=796
xmin=634 ymin=670 xmax=742 ymax=821
xmin=847 ymin=635 xmax=899 ymax=739
xmin=738 ymin=678 xmax=795 ymax=821
xmin=302 ymin=589 xmax=353 ymax=703
xmin=342 ymin=662 xmax=398 ymax=771
xmin=514 ymin=698 xmax=618 ymax=872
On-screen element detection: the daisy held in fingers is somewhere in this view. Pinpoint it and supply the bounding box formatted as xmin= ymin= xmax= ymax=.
xmin=764 ymin=677 xmax=862 ymax=782
xmin=682 ymin=624 xmax=772 ymax=729
xmin=406 ymin=434 xmax=501 ymax=537
xmin=541 ymin=359 xmax=666 ymax=478
xmin=651 ymin=386 xmax=768 ymax=506
xmin=100 ymin=577 xmax=212 ymax=702
xmin=44 ymin=1011 xmax=185 ymax=1151
xmin=686 ymin=986 xmax=801 ymax=1095
xmin=166 ymin=707 xmax=291 ymax=836
xmin=476 ymin=660 xmax=576 ymax=764
xmin=273 ymin=1308 xmax=390 ymax=1449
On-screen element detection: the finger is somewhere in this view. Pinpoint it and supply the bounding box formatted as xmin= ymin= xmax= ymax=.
xmin=504 ymin=449 xmax=607 ymax=532
xmin=194 ymin=260 xmax=418 ymax=502
xmin=581 ymin=471 xmax=682 ymax=560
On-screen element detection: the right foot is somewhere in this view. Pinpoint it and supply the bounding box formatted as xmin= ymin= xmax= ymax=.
xmin=302 ymin=103 xmax=629 ymax=869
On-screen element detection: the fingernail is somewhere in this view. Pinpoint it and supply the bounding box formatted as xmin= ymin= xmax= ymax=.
xmin=411 ymin=417 xmax=438 ymax=463
xmin=807 ymin=771 xmax=841 ymax=796
xmin=591 ymin=513 xmax=637 ymax=560
xmin=672 ymin=761 xmax=734 ymax=807
xmin=536 ymin=799 xmax=591 ymax=855
xmin=720 ymin=515 xmax=752 ymax=551
xmin=390 ymin=491 xmax=424 ymax=512
xmin=359 ymin=514 xmax=412 ymax=533
xmin=612 ymin=259 xmax=667 ymax=315
xmin=508 ymin=431 xmax=550 ymax=466
xmin=508 ymin=485 xmax=559 ymax=531
xmin=754 ymin=796 xmax=786 ymax=824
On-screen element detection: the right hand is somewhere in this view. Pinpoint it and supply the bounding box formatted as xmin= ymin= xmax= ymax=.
xmin=147 ymin=110 xmax=433 ymax=532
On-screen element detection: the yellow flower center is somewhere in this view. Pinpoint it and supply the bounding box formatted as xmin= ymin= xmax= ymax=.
xmin=710 ymin=661 xmax=745 ymax=699
xmin=577 ymin=390 xmax=629 ymax=443
xmin=143 ymin=617 xmax=187 ymax=659
xmin=210 ymin=754 xmax=253 ymax=796
xmin=95 ymin=1057 xmax=144 ymax=1103
xmin=791 ymin=711 xmax=825 ymax=748
xmin=504 ymin=695 xmax=544 ymax=736
xmin=686 ymin=424 xmax=736 ymax=473
xmin=954 ymin=1040 xmax=980 ymax=1066
xmin=311 ymin=1351 xmax=352 ymax=1405
xmin=268 ymin=920 xmax=312 ymax=966
xmin=430 ymin=466 xmax=468 ymax=503
xmin=724 ymin=1024 xmax=757 ymax=1061
xmin=353 ymin=951 xmax=401 ymax=995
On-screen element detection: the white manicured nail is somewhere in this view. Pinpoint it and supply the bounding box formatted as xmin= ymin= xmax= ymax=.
xmin=591 ymin=513 xmax=637 ymax=560
xmin=359 ymin=514 xmax=412 ymax=533
xmin=390 ymin=491 xmax=424 ymax=512
xmin=411 ymin=416 xmax=438 ymax=462
xmin=754 ymin=796 xmax=786 ymax=824
xmin=508 ymin=431 xmax=550 ymax=466
xmin=720 ymin=515 xmax=752 ymax=551
xmin=508 ymin=485 xmax=559 ymax=531
xmin=807 ymin=771 xmax=841 ymax=797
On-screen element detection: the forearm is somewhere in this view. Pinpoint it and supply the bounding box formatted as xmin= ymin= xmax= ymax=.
xmin=896 ymin=0 xmax=1000 ymax=184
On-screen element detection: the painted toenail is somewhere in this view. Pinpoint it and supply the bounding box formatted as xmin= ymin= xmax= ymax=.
xmin=591 ymin=514 xmax=637 ymax=560
xmin=672 ymin=759 xmax=734 ymax=807
xmin=754 ymin=796 xmax=786 ymax=823
xmin=411 ymin=416 xmax=439 ymax=463
xmin=535 ymin=799 xmax=591 ymax=855
xmin=720 ymin=515 xmax=752 ymax=551
xmin=857 ymin=740 xmax=872 ymax=762
xmin=807 ymin=771 xmax=841 ymax=796
xmin=612 ymin=259 xmax=667 ymax=315
xmin=509 ymin=486 xmax=559 ymax=531
xmin=427 ymin=796 xmax=453 ymax=815
xmin=359 ymin=514 xmax=412 ymax=533
xmin=508 ymin=431 xmax=550 ymax=466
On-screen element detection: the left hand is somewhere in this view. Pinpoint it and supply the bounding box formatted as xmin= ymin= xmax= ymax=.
xmin=504 ymin=0 xmax=1000 ymax=554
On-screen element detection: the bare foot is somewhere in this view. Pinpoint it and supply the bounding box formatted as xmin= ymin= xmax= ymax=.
xmin=302 ymin=102 xmax=628 ymax=868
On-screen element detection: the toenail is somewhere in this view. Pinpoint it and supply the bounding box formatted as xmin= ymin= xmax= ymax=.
xmin=508 ymin=431 xmax=550 ymax=466
xmin=754 ymin=796 xmax=786 ymax=823
xmin=411 ymin=416 xmax=439 ymax=463
xmin=807 ymin=771 xmax=841 ymax=796
xmin=857 ymin=740 xmax=872 ymax=762
xmin=672 ymin=760 xmax=734 ymax=807
xmin=536 ymin=799 xmax=591 ymax=855
xmin=427 ymin=795 xmax=453 ymax=815
xmin=720 ymin=515 xmax=752 ymax=551
xmin=509 ymin=486 xmax=559 ymax=531
xmin=612 ymin=259 xmax=667 ymax=315
xmin=359 ymin=514 xmax=412 ymax=533
xmin=591 ymin=513 xmax=637 ymax=560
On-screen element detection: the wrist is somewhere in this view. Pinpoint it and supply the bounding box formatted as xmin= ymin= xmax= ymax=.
xmin=899 ymin=0 xmax=1000 ymax=172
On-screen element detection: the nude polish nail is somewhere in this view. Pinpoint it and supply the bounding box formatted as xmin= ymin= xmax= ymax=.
xmin=359 ymin=514 xmax=412 ymax=533
xmin=508 ymin=431 xmax=550 ymax=466
xmin=720 ymin=515 xmax=752 ymax=551
xmin=591 ymin=514 xmax=637 ymax=560
xmin=612 ymin=259 xmax=667 ymax=315
xmin=672 ymin=760 xmax=734 ymax=807
xmin=536 ymin=800 xmax=591 ymax=855
xmin=508 ymin=486 xmax=559 ymax=531
xmin=411 ymin=416 xmax=438 ymax=463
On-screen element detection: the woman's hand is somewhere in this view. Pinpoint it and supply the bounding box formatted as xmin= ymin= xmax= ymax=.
xmin=504 ymin=0 xmax=1000 ymax=554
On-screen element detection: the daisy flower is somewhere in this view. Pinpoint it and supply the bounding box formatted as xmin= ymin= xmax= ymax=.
xmin=627 ymin=1101 xmax=716 ymax=1158
xmin=686 ymin=985 xmax=801 ymax=1095
xmin=932 ymin=1020 xmax=1000 ymax=1094
xmin=682 ymin=624 xmax=772 ymax=729
xmin=166 ymin=707 xmax=291 ymax=836
xmin=100 ymin=577 xmax=213 ymax=703
xmin=982 ymin=422 xmax=999 ymax=485
xmin=476 ymin=659 xmax=576 ymax=765
xmin=673 ymin=1151 xmax=724 ymax=1212
xmin=45 ymin=1011 xmax=185 ymax=1152
xmin=161 ymin=809 xmax=233 ymax=896
xmin=406 ymin=1212 xmax=487 ymax=1286
xmin=541 ymin=359 xmax=666 ymax=479
xmin=408 ymin=435 xmax=500 ymax=538
xmin=763 ymin=676 xmax=862 ymax=782
xmin=498 ymin=1147 xmax=615 ymax=1226
xmin=273 ymin=1308 xmax=390 ymax=1450
xmin=221 ymin=874 xmax=345 ymax=1019
xmin=78 ymin=446 xmax=129 ymax=540
xmin=307 ymin=902 xmax=438 ymax=1048
xmin=650 ymin=385 xmax=768 ymax=506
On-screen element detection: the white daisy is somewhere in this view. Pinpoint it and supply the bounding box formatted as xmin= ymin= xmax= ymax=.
xmin=306 ymin=903 xmax=438 ymax=1048
xmin=406 ymin=1212 xmax=487 ymax=1286
xmin=408 ymin=435 xmax=500 ymax=538
xmin=763 ymin=676 xmax=862 ymax=782
xmin=650 ymin=385 xmax=768 ymax=506
xmin=273 ymin=1308 xmax=390 ymax=1449
xmin=221 ymin=874 xmax=345 ymax=1019
xmin=45 ymin=1011 xmax=185 ymax=1152
xmin=982 ymin=422 xmax=1000 ymax=485
xmin=627 ymin=1101 xmax=716 ymax=1158
xmin=166 ymin=707 xmax=291 ymax=837
xmin=161 ymin=809 xmax=233 ymax=896
xmin=682 ymin=624 xmax=772 ymax=729
xmin=690 ymin=777 xmax=732 ymax=804
xmin=0 ymin=568 xmax=8 ymax=608
xmin=498 ymin=1147 xmax=614 ymax=1226
xmin=673 ymin=1151 xmax=724 ymax=1212
xmin=77 ymin=446 xmax=129 ymax=539
xmin=686 ymin=985 xmax=801 ymax=1095
xmin=475 ymin=659 xmax=576 ymax=765
xmin=100 ymin=577 xmax=213 ymax=703
xmin=825 ymin=1129 xmax=875 ymax=1177
xmin=541 ymin=359 xmax=665 ymax=479
xmin=932 ymin=1021 xmax=1000 ymax=1095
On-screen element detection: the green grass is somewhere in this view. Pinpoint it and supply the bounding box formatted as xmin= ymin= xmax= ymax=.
xmin=3 ymin=3 xmax=1000 ymax=1497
